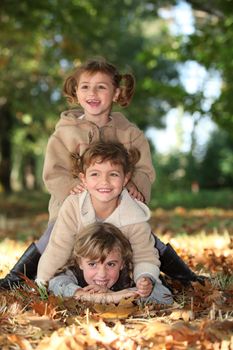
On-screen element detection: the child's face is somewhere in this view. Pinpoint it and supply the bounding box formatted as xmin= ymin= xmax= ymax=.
xmin=80 ymin=160 xmax=130 ymax=210
xmin=76 ymin=72 xmax=120 ymax=122
xmin=79 ymin=248 xmax=124 ymax=288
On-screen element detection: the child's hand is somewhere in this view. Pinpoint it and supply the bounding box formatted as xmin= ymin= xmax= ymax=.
xmin=82 ymin=284 xmax=110 ymax=293
xmin=70 ymin=182 xmax=86 ymax=195
xmin=126 ymin=181 xmax=145 ymax=202
xmin=74 ymin=285 xmax=110 ymax=300
xmin=74 ymin=288 xmax=139 ymax=303
xmin=136 ymin=277 xmax=153 ymax=297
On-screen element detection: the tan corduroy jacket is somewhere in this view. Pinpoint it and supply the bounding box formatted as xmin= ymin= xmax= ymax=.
xmin=43 ymin=109 xmax=155 ymax=222
xmin=37 ymin=189 xmax=160 ymax=284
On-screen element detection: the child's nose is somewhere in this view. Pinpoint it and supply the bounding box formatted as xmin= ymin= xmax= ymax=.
xmin=100 ymin=174 xmax=109 ymax=184
xmin=98 ymin=265 xmax=107 ymax=277
xmin=88 ymin=86 xmax=97 ymax=95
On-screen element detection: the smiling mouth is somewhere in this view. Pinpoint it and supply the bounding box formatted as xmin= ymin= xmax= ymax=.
xmin=87 ymin=99 xmax=100 ymax=106
xmin=94 ymin=280 xmax=108 ymax=286
xmin=97 ymin=188 xmax=112 ymax=193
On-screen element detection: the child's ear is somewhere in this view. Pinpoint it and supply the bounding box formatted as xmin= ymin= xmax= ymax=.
xmin=79 ymin=172 xmax=85 ymax=183
xmin=79 ymin=260 xmax=84 ymax=270
xmin=113 ymin=88 xmax=120 ymax=102
xmin=123 ymin=172 xmax=131 ymax=187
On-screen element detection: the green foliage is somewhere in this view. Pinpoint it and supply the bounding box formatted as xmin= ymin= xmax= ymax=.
xmin=198 ymin=130 xmax=233 ymax=188
xmin=150 ymin=188 xmax=233 ymax=209
xmin=182 ymin=0 xmax=233 ymax=134
xmin=0 ymin=0 xmax=184 ymax=191
xmin=212 ymin=273 xmax=233 ymax=291
xmin=1 ymin=0 xmax=233 ymax=191
xmin=152 ymin=128 xmax=233 ymax=193
xmin=37 ymin=283 xmax=49 ymax=301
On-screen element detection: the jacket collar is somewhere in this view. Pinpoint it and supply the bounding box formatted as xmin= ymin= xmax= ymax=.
xmin=58 ymin=110 xmax=131 ymax=130
xmin=79 ymin=189 xmax=151 ymax=227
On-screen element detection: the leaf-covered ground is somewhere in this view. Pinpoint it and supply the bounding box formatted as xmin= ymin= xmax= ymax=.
xmin=0 ymin=207 xmax=233 ymax=349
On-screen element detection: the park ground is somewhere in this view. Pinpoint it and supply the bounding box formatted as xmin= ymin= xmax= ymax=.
xmin=0 ymin=191 xmax=232 ymax=349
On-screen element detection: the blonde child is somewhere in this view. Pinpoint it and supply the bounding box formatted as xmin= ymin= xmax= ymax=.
xmin=0 ymin=57 xmax=202 ymax=289
xmin=49 ymin=222 xmax=173 ymax=304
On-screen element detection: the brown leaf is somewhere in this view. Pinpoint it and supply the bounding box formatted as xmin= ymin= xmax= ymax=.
xmin=169 ymin=321 xmax=200 ymax=343
xmin=31 ymin=300 xmax=58 ymax=318
xmin=27 ymin=315 xmax=59 ymax=331
xmin=93 ymin=298 xmax=137 ymax=319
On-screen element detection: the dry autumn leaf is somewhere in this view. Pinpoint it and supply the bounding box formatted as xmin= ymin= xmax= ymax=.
xmin=93 ymin=296 xmax=138 ymax=319
xmin=169 ymin=309 xmax=195 ymax=322
xmin=1 ymin=206 xmax=233 ymax=349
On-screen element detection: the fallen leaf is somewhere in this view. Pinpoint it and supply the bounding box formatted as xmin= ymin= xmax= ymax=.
xmin=92 ymin=295 xmax=137 ymax=319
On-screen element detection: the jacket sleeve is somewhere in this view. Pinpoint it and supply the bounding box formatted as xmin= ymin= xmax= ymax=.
xmin=145 ymin=279 xmax=173 ymax=305
xmin=130 ymin=130 xmax=155 ymax=204
xmin=36 ymin=197 xmax=79 ymax=284
xmin=43 ymin=135 xmax=80 ymax=202
xmin=48 ymin=269 xmax=81 ymax=297
xmin=123 ymin=222 xmax=161 ymax=283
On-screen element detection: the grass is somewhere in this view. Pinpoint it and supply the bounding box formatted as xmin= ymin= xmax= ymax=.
xmin=0 ymin=188 xmax=232 ymax=218
xmin=0 ymin=190 xmax=49 ymax=218
xmin=150 ymin=188 xmax=233 ymax=209
xmin=212 ymin=273 xmax=233 ymax=290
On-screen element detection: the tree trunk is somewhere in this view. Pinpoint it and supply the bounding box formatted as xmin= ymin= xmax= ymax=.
xmin=0 ymin=104 xmax=13 ymax=192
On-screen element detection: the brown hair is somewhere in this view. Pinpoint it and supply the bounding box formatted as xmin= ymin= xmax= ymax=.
xmin=71 ymin=141 xmax=140 ymax=178
xmin=63 ymin=57 xmax=135 ymax=107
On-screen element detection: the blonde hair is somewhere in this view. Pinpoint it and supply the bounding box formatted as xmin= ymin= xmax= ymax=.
xmin=73 ymin=222 xmax=132 ymax=267
xmin=65 ymin=223 xmax=134 ymax=290
xmin=71 ymin=140 xmax=140 ymax=178
xmin=63 ymin=57 xmax=135 ymax=107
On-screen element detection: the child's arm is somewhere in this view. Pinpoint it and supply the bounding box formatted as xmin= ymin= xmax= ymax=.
xmin=49 ymin=269 xmax=138 ymax=303
xmin=48 ymin=269 xmax=81 ymax=297
xmin=37 ymin=196 xmax=80 ymax=284
xmin=43 ymin=136 xmax=80 ymax=202
xmin=124 ymin=221 xmax=161 ymax=285
xmin=125 ymin=180 xmax=145 ymax=202
xmin=79 ymin=284 xmax=110 ymax=293
xmin=136 ymin=276 xmax=153 ymax=297
xmin=70 ymin=181 xmax=86 ymax=195
xmin=74 ymin=289 xmax=138 ymax=304
xmin=130 ymin=130 xmax=156 ymax=204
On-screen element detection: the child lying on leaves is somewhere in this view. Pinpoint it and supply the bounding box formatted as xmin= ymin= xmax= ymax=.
xmin=48 ymin=222 xmax=173 ymax=304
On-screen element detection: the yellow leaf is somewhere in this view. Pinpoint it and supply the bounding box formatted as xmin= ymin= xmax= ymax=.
xmin=93 ymin=298 xmax=137 ymax=319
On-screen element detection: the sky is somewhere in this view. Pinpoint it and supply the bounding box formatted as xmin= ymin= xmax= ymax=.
xmin=146 ymin=1 xmax=221 ymax=154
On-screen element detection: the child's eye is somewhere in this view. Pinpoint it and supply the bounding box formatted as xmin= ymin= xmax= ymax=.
xmin=88 ymin=262 xmax=97 ymax=267
xmin=80 ymin=85 xmax=88 ymax=90
xmin=107 ymin=262 xmax=116 ymax=267
xmin=98 ymin=84 xmax=107 ymax=89
xmin=110 ymin=172 xmax=119 ymax=177
xmin=90 ymin=172 xmax=98 ymax=177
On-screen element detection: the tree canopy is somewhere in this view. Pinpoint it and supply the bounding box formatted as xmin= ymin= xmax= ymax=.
xmin=181 ymin=0 xmax=233 ymax=133
xmin=0 ymin=0 xmax=232 ymax=191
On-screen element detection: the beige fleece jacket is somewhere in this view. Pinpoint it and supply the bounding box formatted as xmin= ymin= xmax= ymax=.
xmin=37 ymin=189 xmax=160 ymax=284
xmin=42 ymin=109 xmax=155 ymax=222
